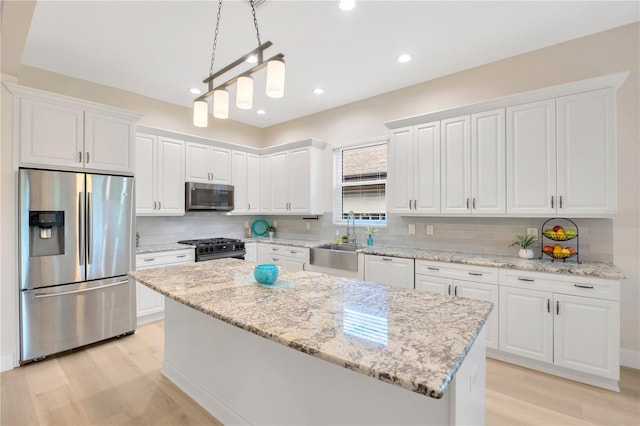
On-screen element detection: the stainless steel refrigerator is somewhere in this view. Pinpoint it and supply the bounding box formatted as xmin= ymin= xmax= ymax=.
xmin=19 ymin=168 xmax=136 ymax=362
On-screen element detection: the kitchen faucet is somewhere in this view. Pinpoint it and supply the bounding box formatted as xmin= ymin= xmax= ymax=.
xmin=347 ymin=210 xmax=356 ymax=245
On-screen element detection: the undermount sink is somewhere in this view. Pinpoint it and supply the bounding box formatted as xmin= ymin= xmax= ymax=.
xmin=310 ymin=244 xmax=359 ymax=271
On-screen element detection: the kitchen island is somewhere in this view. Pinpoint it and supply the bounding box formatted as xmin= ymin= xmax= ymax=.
xmin=130 ymin=259 xmax=493 ymax=425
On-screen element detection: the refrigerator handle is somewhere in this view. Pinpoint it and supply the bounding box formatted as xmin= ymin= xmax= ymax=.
xmin=87 ymin=192 xmax=92 ymax=264
xmin=78 ymin=191 xmax=84 ymax=266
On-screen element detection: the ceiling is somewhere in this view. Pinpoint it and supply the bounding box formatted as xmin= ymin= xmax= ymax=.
xmin=21 ymin=1 xmax=639 ymax=128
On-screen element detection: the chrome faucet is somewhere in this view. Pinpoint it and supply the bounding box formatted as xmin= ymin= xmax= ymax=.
xmin=346 ymin=210 xmax=356 ymax=246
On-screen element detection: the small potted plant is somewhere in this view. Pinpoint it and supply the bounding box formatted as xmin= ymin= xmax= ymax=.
xmin=266 ymin=224 xmax=276 ymax=239
xmin=365 ymin=226 xmax=378 ymax=246
xmin=509 ymin=234 xmax=538 ymax=259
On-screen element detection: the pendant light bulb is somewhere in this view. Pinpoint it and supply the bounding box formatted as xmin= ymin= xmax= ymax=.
xmin=266 ymin=59 xmax=285 ymax=98
xmin=236 ymin=75 xmax=254 ymax=110
xmin=193 ymin=100 xmax=208 ymax=127
xmin=213 ymin=89 xmax=229 ymax=119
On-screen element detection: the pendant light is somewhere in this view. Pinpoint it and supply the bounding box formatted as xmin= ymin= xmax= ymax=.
xmin=192 ymin=0 xmax=285 ymax=125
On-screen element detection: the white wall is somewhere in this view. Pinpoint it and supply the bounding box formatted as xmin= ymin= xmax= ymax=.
xmin=263 ymin=23 xmax=640 ymax=359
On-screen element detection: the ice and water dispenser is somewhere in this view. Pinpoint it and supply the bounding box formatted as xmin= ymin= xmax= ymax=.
xmin=28 ymin=211 xmax=65 ymax=256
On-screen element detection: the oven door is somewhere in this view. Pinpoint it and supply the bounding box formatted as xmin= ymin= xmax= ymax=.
xmin=185 ymin=182 xmax=234 ymax=211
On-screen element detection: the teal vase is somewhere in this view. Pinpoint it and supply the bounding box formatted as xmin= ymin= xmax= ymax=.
xmin=367 ymin=235 xmax=373 ymax=246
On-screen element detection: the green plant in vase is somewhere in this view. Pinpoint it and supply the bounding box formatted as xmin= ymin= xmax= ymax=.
xmin=509 ymin=234 xmax=537 ymax=259
xmin=365 ymin=226 xmax=378 ymax=246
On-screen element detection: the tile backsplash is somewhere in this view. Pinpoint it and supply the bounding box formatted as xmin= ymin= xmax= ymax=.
xmin=136 ymin=212 xmax=613 ymax=263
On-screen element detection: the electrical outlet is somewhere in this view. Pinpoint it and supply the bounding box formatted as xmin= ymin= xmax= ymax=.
xmin=426 ymin=224 xmax=434 ymax=235
xmin=408 ymin=224 xmax=416 ymax=235
xmin=244 ymin=221 xmax=249 ymax=228
xmin=527 ymin=228 xmax=538 ymax=237
xmin=306 ymin=222 xmax=311 ymax=230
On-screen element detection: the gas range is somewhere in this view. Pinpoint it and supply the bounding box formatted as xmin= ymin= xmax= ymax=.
xmin=177 ymin=238 xmax=246 ymax=262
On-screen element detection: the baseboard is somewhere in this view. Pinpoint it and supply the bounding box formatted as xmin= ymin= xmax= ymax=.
xmin=1 ymin=352 xmax=16 ymax=372
xmin=620 ymin=348 xmax=640 ymax=370
xmin=136 ymin=311 xmax=164 ymax=326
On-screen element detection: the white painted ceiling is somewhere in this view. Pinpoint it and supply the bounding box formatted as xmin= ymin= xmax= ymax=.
xmin=21 ymin=1 xmax=639 ymax=128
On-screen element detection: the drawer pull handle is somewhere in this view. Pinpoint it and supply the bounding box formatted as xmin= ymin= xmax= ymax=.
xmin=468 ymin=272 xmax=483 ymax=276
xmin=448 ymin=284 xmax=451 ymax=295
xmin=427 ymin=267 xmax=439 ymax=271
xmin=271 ymin=248 xmax=279 ymax=251
xmin=518 ymin=277 xmax=535 ymax=282
xmin=382 ymin=258 xmax=393 ymax=261
xmin=290 ymin=251 xmax=298 ymax=254
xmin=144 ymin=258 xmax=155 ymax=262
xmin=176 ymin=255 xmax=186 ymax=258
xmin=272 ymin=257 xmax=279 ymax=261
xmin=574 ymin=284 xmax=594 ymax=289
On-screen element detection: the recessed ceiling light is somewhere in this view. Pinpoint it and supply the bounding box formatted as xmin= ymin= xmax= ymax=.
xmin=397 ymin=54 xmax=412 ymax=63
xmin=339 ymin=0 xmax=356 ymax=11
xmin=313 ymin=88 xmax=325 ymax=95
xmin=190 ymin=88 xmax=202 ymax=94
xmin=257 ymin=109 xmax=266 ymax=115
xmin=246 ymin=55 xmax=258 ymax=64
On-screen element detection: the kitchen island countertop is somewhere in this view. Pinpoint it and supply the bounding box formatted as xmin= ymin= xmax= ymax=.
xmin=130 ymin=258 xmax=492 ymax=399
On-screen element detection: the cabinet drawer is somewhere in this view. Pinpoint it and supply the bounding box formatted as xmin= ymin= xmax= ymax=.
xmin=499 ymin=269 xmax=619 ymax=301
xmin=261 ymin=244 xmax=309 ymax=261
xmin=415 ymin=260 xmax=499 ymax=285
xmin=136 ymin=249 xmax=195 ymax=269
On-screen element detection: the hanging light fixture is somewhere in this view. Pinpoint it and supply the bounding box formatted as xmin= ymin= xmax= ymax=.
xmin=193 ymin=0 xmax=285 ymax=127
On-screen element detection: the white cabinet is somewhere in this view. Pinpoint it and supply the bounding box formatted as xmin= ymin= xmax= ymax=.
xmin=263 ymin=146 xmax=324 ymax=215
xmin=364 ymin=255 xmax=414 ymax=289
xmin=499 ymin=269 xmax=620 ymax=381
xmin=260 ymin=155 xmax=273 ymax=212
xmin=441 ymin=116 xmax=471 ymax=214
xmin=185 ymin=142 xmax=231 ymax=184
xmin=257 ymin=244 xmax=309 ymax=270
xmin=415 ymin=260 xmax=499 ymax=350
xmin=231 ymin=151 xmax=260 ymax=214
xmin=556 ymin=89 xmax=616 ymax=215
xmin=13 ymin=86 xmax=138 ymax=173
xmin=389 ymin=122 xmax=441 ymax=214
xmin=135 ymin=248 xmax=195 ymax=324
xmin=244 ymin=242 xmax=257 ymax=262
xmin=135 ymin=133 xmax=185 ymax=216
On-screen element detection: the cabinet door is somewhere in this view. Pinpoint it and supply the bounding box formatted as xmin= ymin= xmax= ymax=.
xmin=271 ymin=151 xmax=290 ymax=212
xmin=20 ymin=97 xmax=84 ymax=168
xmin=556 ymin=89 xmax=615 ymax=215
xmin=499 ymin=286 xmax=553 ymax=363
xmin=455 ymin=280 xmax=499 ymax=350
xmin=136 ymin=282 xmax=164 ymax=319
xmin=210 ymin=147 xmax=231 ymax=184
xmin=506 ymin=100 xmax=556 ymax=215
xmin=414 ymin=122 xmax=441 ymax=213
xmin=441 ymin=116 xmax=471 ymax=214
xmin=364 ymin=255 xmax=414 ymax=289
xmin=156 ymin=137 xmax=185 ymax=215
xmin=260 ymin=155 xmax=272 ymax=212
xmin=415 ymin=275 xmax=451 ymax=295
xmin=185 ymin=142 xmax=210 ymax=183
xmin=289 ymin=148 xmax=311 ymax=213
xmin=135 ymin=133 xmax=157 ymax=215
xmin=247 ymin=153 xmax=261 ymax=213
xmin=388 ymin=127 xmax=414 ymax=213
xmin=553 ymin=294 xmax=619 ymax=379
xmin=471 ymin=109 xmax=505 ymax=215
xmin=84 ymin=111 xmax=135 ymax=173
xmin=244 ymin=243 xmax=258 ymax=263
xmin=231 ymin=151 xmax=248 ymax=213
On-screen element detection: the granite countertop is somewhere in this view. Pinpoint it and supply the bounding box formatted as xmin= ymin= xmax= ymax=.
xmin=129 ymin=258 xmax=493 ymax=399
xmin=244 ymin=238 xmax=625 ymax=279
xmin=136 ymin=243 xmax=194 ymax=255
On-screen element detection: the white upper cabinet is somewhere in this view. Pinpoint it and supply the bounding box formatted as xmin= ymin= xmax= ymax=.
xmin=270 ymin=150 xmax=290 ymax=213
xmin=135 ymin=133 xmax=185 ymax=216
xmin=185 ymin=142 xmax=231 ymax=184
xmin=441 ymin=116 xmax=471 ymax=214
xmin=471 ymin=109 xmax=506 ymax=215
xmin=389 ymin=123 xmax=440 ymax=214
xmin=506 ymin=100 xmax=557 ymax=215
xmin=231 ymin=150 xmax=261 ymax=214
xmin=11 ymin=84 xmax=139 ymax=174
xmin=246 ymin=153 xmax=261 ymax=213
xmin=556 ymin=89 xmax=616 ymax=215
xmin=260 ymin=154 xmax=273 ymax=212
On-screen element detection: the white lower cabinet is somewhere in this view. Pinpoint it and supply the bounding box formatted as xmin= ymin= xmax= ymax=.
xmin=135 ymin=248 xmax=195 ymax=324
xmin=257 ymin=244 xmax=309 ymax=271
xmin=499 ymin=269 xmax=620 ymax=382
xmin=415 ymin=260 xmax=499 ymax=350
xmin=364 ymin=255 xmax=414 ymax=289
xmin=244 ymin=242 xmax=257 ymax=263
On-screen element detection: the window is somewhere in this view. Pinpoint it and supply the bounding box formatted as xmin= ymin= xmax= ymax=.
xmin=334 ymin=141 xmax=387 ymax=225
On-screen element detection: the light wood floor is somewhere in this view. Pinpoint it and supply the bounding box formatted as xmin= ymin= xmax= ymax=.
xmin=1 ymin=320 xmax=638 ymax=425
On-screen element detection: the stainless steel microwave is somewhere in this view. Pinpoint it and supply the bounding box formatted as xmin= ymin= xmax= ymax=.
xmin=185 ymin=182 xmax=234 ymax=211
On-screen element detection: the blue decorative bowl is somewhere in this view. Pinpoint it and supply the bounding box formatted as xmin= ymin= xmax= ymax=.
xmin=254 ymin=264 xmax=279 ymax=285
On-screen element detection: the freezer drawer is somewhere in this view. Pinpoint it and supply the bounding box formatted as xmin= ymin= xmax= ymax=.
xmin=20 ymin=276 xmax=135 ymax=362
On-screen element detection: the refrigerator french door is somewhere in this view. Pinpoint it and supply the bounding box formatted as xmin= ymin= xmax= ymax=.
xmin=19 ymin=168 xmax=135 ymax=362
